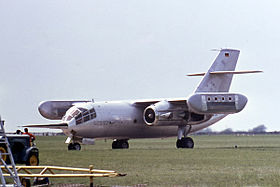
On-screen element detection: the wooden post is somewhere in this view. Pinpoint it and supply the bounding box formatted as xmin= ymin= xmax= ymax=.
xmin=89 ymin=165 xmax=93 ymax=187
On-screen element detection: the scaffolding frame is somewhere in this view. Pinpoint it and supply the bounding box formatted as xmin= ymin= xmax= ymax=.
xmin=0 ymin=117 xmax=21 ymax=186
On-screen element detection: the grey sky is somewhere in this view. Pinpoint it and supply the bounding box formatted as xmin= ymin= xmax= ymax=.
xmin=0 ymin=1 xmax=278 ymax=132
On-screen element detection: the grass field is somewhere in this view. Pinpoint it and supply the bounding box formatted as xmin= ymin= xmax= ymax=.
xmin=33 ymin=135 xmax=280 ymax=186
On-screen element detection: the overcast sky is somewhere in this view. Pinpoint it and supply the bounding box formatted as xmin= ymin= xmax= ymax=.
xmin=0 ymin=1 xmax=278 ymax=132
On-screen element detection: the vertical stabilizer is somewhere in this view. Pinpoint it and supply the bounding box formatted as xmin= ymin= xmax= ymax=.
xmin=195 ymin=49 xmax=240 ymax=93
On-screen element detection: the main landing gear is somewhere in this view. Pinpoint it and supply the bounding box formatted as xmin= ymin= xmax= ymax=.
xmin=112 ymin=139 xmax=129 ymax=149
xmin=176 ymin=137 xmax=194 ymax=148
xmin=176 ymin=125 xmax=194 ymax=149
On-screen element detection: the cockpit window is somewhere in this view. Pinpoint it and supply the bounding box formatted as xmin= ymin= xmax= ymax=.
xmin=62 ymin=105 xmax=96 ymax=124
xmin=62 ymin=107 xmax=81 ymax=122
xmin=66 ymin=116 xmax=73 ymax=121
xmin=75 ymin=107 xmax=96 ymax=125
xmin=71 ymin=110 xmax=80 ymax=117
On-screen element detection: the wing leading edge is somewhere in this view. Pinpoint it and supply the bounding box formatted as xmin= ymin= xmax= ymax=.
xmin=23 ymin=122 xmax=68 ymax=129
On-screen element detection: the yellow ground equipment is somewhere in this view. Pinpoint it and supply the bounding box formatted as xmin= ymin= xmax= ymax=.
xmin=1 ymin=165 xmax=126 ymax=186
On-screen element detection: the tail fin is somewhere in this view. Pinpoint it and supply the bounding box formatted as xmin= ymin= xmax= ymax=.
xmin=195 ymin=49 xmax=240 ymax=93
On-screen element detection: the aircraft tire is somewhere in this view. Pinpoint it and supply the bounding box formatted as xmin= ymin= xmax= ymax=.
xmin=112 ymin=140 xmax=129 ymax=149
xmin=68 ymin=143 xmax=74 ymax=150
xmin=112 ymin=140 xmax=118 ymax=149
xmin=68 ymin=143 xmax=81 ymax=150
xmin=73 ymin=143 xmax=81 ymax=150
xmin=176 ymin=137 xmax=194 ymax=149
xmin=184 ymin=137 xmax=194 ymax=148
xmin=176 ymin=139 xmax=182 ymax=148
xmin=120 ymin=140 xmax=129 ymax=149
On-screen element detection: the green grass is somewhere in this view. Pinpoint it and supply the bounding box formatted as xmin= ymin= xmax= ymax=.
xmin=31 ymin=135 xmax=280 ymax=186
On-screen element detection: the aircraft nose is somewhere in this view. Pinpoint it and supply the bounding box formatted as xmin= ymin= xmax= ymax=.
xmin=68 ymin=118 xmax=76 ymax=127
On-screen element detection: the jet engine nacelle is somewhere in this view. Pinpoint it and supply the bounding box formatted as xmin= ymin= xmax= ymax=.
xmin=187 ymin=93 xmax=248 ymax=114
xmin=143 ymin=100 xmax=188 ymax=126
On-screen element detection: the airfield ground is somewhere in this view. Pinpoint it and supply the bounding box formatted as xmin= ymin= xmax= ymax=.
xmin=29 ymin=135 xmax=280 ymax=186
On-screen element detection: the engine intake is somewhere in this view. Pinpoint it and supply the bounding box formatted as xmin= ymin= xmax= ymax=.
xmin=143 ymin=100 xmax=189 ymax=126
xmin=144 ymin=108 xmax=156 ymax=124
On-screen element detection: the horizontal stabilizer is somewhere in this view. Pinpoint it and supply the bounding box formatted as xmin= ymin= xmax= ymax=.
xmin=210 ymin=70 xmax=263 ymax=75
xmin=187 ymin=73 xmax=206 ymax=76
xmin=187 ymin=70 xmax=263 ymax=76
xmin=23 ymin=122 xmax=68 ymax=129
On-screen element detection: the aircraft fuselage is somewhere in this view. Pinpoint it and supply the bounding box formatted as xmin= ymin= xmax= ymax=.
xmin=63 ymin=101 xmax=226 ymax=140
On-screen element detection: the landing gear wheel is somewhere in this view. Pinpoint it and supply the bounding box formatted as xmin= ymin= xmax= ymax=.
xmin=68 ymin=143 xmax=81 ymax=150
xmin=26 ymin=153 xmax=39 ymax=166
xmin=176 ymin=137 xmax=194 ymax=149
xmin=68 ymin=143 xmax=74 ymax=150
xmin=112 ymin=141 xmax=118 ymax=149
xmin=112 ymin=139 xmax=129 ymax=149
xmin=73 ymin=143 xmax=81 ymax=150
xmin=120 ymin=140 xmax=129 ymax=149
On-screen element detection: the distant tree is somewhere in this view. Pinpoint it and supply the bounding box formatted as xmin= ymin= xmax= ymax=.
xmin=220 ymin=128 xmax=233 ymax=134
xmin=249 ymin=124 xmax=267 ymax=133
xmin=195 ymin=127 xmax=213 ymax=135
xmin=200 ymin=128 xmax=212 ymax=133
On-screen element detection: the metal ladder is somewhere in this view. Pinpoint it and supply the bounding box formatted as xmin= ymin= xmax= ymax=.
xmin=0 ymin=116 xmax=21 ymax=186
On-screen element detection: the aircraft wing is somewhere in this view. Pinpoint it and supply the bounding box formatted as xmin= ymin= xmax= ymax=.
xmin=23 ymin=122 xmax=68 ymax=129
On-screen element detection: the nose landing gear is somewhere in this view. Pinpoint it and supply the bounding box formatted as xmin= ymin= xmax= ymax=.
xmin=68 ymin=143 xmax=81 ymax=151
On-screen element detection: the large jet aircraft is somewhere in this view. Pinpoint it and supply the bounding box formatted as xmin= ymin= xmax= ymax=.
xmin=25 ymin=49 xmax=261 ymax=150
